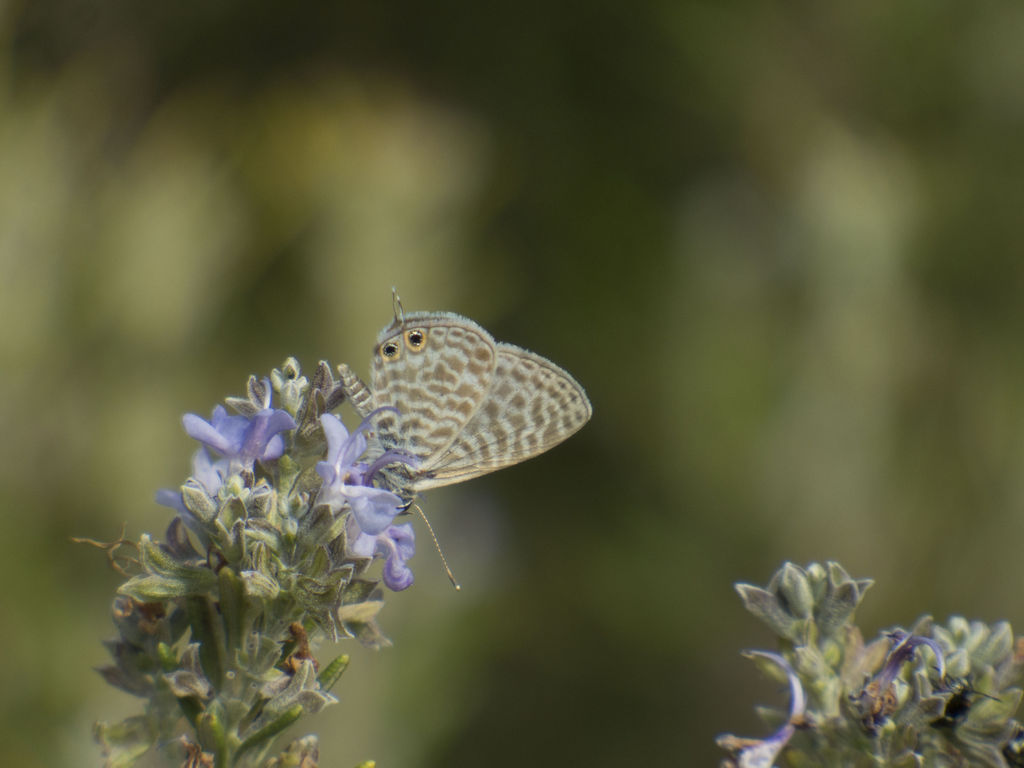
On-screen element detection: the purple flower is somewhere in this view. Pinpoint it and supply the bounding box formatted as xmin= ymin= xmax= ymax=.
xmin=315 ymin=412 xmax=419 ymax=591
xmin=876 ymin=630 xmax=947 ymax=687
xmin=717 ymin=652 xmax=804 ymax=768
xmin=183 ymin=400 xmax=296 ymax=471
xmin=158 ymin=383 xmax=295 ymax=513
xmin=315 ymin=413 xmax=406 ymax=526
xmin=381 ymin=526 xmax=415 ymax=591
xmin=350 ymin=522 xmax=416 ymax=591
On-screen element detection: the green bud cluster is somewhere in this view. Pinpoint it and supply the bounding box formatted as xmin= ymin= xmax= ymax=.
xmin=721 ymin=562 xmax=1024 ymax=767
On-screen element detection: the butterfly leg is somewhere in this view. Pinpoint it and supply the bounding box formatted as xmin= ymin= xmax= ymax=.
xmin=336 ymin=363 xmax=375 ymax=418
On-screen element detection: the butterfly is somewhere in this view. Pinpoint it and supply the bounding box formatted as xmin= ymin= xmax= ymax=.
xmin=337 ymin=300 xmax=592 ymax=496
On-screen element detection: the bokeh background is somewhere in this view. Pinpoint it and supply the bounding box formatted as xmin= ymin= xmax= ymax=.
xmin=4 ymin=2 xmax=1024 ymax=766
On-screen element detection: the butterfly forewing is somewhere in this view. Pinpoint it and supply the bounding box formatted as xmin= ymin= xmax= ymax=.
xmin=412 ymin=343 xmax=592 ymax=491
xmin=370 ymin=313 xmax=498 ymax=462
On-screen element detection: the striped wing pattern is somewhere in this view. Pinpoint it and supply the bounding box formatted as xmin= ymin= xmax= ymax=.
xmin=413 ymin=343 xmax=592 ymax=490
xmin=371 ymin=316 xmax=497 ymax=463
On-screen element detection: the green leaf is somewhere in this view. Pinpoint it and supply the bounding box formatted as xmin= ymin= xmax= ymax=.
xmin=164 ymin=669 xmax=214 ymax=699
xmin=308 ymin=546 xmax=330 ymax=579
xmin=298 ymin=506 xmax=346 ymax=554
xmin=181 ymin=482 xmax=217 ymax=523
xmin=317 ymin=653 xmax=350 ymax=692
xmin=220 ymin=497 xmax=247 ymax=530
xmin=220 ymin=518 xmax=247 ymax=564
xmin=244 ymin=519 xmax=283 ymax=552
xmin=234 ymin=704 xmax=304 ymax=763
xmin=186 ymin=596 xmax=226 ymax=690
xmin=129 ymin=535 xmax=217 ymax=597
xmin=237 ymin=632 xmax=282 ymax=676
xmin=156 ymin=642 xmax=177 ymax=672
xmin=778 ymin=562 xmax=814 ymax=619
xmin=218 ymin=567 xmax=247 ymax=652
xmin=240 ymin=570 xmax=280 ymax=600
xmin=249 ymin=484 xmax=276 ymax=520
xmin=347 ymin=618 xmax=393 ymax=650
xmin=197 ymin=705 xmax=227 ymax=768
xmin=262 ymin=735 xmax=320 ymax=768
xmin=341 ymin=578 xmax=380 ymax=605
xmin=976 ymin=621 xmax=1014 ymax=666
xmin=116 ymin=575 xmax=181 ymax=602
xmin=293 ymin=465 xmax=327 ymax=497
xmin=815 ymin=581 xmax=859 ymax=638
xmin=337 ymin=601 xmax=384 ymax=624
xmin=735 ymin=583 xmax=802 ymax=641
xmin=969 ymin=686 xmax=1022 ymax=728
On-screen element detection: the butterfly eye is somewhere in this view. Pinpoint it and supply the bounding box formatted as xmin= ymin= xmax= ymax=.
xmin=381 ymin=340 xmax=401 ymax=361
xmin=405 ymin=329 xmax=427 ymax=351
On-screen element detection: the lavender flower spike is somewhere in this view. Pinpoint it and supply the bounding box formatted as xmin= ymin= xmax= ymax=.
xmin=717 ymin=651 xmax=804 ymax=768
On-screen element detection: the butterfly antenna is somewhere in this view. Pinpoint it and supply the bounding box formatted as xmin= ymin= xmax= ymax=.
xmin=391 ymin=287 xmax=405 ymax=325
xmin=411 ymin=503 xmax=461 ymax=591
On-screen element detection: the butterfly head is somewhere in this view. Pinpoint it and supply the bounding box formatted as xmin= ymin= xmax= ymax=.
xmin=374 ymin=311 xmax=489 ymax=367
xmin=377 ymin=326 xmax=428 ymax=364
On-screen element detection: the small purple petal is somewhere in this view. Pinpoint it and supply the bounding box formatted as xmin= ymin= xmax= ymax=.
xmin=241 ymin=409 xmax=297 ymax=462
xmin=720 ymin=652 xmax=803 ymax=768
xmin=182 ymin=411 xmax=235 ymax=454
xmin=183 ymin=402 xmax=295 ymax=470
xmin=319 ymin=414 xmax=362 ymax=483
xmin=383 ymin=555 xmax=414 ymax=591
xmin=263 ymin=433 xmax=285 ymax=461
xmin=380 ymin=523 xmax=415 ymax=591
xmin=320 ymin=414 xmax=351 ymax=461
xmin=191 ymin=449 xmax=224 ymax=496
xmin=878 ymin=631 xmax=947 ymax=688
xmin=211 ymin=406 xmax=249 ymax=448
xmin=315 ymin=459 xmax=337 ymax=485
xmin=320 ymin=413 xmax=369 ymax=477
xmin=155 ymin=488 xmax=186 ymax=512
xmin=734 ymin=724 xmax=795 ymax=768
xmin=387 ymin=523 xmax=416 ymax=561
xmin=348 ymin=523 xmax=417 ymax=591
xmin=350 ymin=530 xmax=377 ymax=558
xmin=339 ymin=407 xmax=398 ymax=463
xmin=347 ymin=486 xmax=403 ymax=534
xmin=338 ymin=430 xmax=368 ymax=472
xmin=316 ymin=414 xmax=403 ymax=524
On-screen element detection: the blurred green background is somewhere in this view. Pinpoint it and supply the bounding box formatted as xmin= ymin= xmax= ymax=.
xmin=4 ymin=1 xmax=1024 ymax=766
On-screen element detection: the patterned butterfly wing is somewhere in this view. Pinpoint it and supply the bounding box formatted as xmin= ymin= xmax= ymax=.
xmin=410 ymin=342 xmax=592 ymax=491
xmin=369 ymin=312 xmax=498 ymax=463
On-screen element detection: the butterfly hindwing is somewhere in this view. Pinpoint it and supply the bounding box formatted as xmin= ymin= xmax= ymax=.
xmin=411 ymin=343 xmax=592 ymax=490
